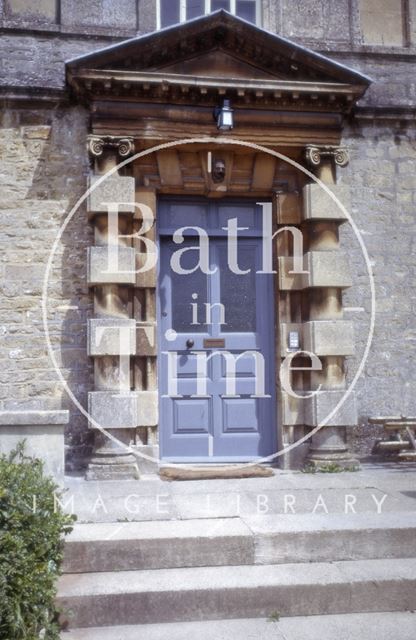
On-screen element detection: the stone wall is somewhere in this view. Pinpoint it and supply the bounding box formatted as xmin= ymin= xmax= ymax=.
xmin=340 ymin=121 xmax=416 ymax=456
xmin=0 ymin=104 xmax=93 ymax=470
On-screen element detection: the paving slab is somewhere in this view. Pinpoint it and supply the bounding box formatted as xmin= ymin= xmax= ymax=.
xmin=62 ymin=612 xmax=416 ymax=640
xmin=64 ymin=466 xmax=416 ymax=523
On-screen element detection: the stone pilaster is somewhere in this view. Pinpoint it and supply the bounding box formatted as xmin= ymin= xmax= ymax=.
xmin=85 ymin=135 xmax=140 ymax=480
xmin=303 ymin=145 xmax=359 ymax=470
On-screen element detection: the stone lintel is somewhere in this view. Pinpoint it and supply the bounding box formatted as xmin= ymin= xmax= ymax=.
xmin=87 ymin=246 xmax=136 ymax=286
xmin=88 ymin=318 xmax=136 ymax=356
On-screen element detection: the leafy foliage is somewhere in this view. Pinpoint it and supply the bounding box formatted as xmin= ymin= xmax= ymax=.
xmin=0 ymin=443 xmax=75 ymax=640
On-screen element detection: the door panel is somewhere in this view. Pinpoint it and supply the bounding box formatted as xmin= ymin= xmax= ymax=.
xmin=158 ymin=199 xmax=276 ymax=462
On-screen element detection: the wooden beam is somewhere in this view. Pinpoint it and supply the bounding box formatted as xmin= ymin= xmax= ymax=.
xmin=156 ymin=150 xmax=183 ymax=187
xmin=251 ymin=153 xmax=276 ymax=191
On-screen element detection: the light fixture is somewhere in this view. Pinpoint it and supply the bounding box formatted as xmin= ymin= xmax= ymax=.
xmin=214 ymin=99 xmax=234 ymax=131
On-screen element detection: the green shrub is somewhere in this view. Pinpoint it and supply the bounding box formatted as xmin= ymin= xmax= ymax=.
xmin=0 ymin=444 xmax=75 ymax=640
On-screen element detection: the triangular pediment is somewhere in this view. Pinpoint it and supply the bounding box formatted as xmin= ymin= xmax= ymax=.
xmin=68 ymin=10 xmax=370 ymax=83
xmin=66 ymin=10 xmax=370 ymax=109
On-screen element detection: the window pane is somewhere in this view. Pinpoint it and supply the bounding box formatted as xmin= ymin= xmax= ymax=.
xmin=212 ymin=0 xmax=230 ymax=11
xmin=236 ymin=0 xmax=256 ymax=23
xmin=187 ymin=0 xmax=205 ymax=20
xmin=219 ymin=244 xmax=257 ymax=332
xmin=168 ymin=241 xmax=208 ymax=333
xmin=161 ymin=0 xmax=180 ymax=27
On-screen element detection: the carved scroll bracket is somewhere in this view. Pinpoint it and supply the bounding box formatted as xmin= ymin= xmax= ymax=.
xmin=87 ymin=135 xmax=135 ymax=159
xmin=305 ymin=145 xmax=349 ymax=168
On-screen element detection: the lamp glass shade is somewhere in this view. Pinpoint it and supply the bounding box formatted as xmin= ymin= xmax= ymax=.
xmin=217 ymin=100 xmax=234 ymax=130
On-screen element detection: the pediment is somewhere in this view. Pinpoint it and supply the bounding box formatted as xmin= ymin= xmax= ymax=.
xmin=66 ymin=10 xmax=371 ymax=110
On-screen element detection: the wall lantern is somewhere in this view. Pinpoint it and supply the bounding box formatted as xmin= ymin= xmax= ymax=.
xmin=214 ymin=99 xmax=234 ymax=131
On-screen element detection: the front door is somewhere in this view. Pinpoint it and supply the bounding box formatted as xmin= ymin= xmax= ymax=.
xmin=158 ymin=199 xmax=276 ymax=462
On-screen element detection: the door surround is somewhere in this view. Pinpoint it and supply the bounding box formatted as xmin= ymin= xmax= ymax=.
xmin=66 ymin=11 xmax=371 ymax=477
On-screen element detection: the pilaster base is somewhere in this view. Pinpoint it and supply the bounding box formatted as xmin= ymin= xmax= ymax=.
xmin=85 ymin=455 xmax=140 ymax=481
xmin=306 ymin=448 xmax=360 ymax=471
xmin=306 ymin=425 xmax=360 ymax=470
xmin=85 ymin=429 xmax=140 ymax=480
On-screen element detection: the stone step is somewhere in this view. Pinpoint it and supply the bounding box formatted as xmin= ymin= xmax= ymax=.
xmin=62 ymin=612 xmax=416 ymax=640
xmin=246 ymin=511 xmax=416 ymax=565
xmin=57 ymin=557 xmax=416 ymax=628
xmin=63 ymin=512 xmax=416 ymax=573
xmin=63 ymin=518 xmax=253 ymax=573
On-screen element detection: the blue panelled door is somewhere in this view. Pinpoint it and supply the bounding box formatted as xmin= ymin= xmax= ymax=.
xmin=158 ymin=199 xmax=276 ymax=462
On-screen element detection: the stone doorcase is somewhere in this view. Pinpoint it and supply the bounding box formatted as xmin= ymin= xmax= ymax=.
xmin=66 ymin=11 xmax=371 ymax=478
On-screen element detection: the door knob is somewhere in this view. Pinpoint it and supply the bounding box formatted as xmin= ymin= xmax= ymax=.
xmin=186 ymin=338 xmax=195 ymax=349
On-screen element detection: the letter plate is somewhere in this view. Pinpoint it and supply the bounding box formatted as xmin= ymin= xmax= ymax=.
xmin=203 ymin=338 xmax=225 ymax=349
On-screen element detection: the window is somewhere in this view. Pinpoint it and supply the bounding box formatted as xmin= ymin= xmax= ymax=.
xmin=359 ymin=0 xmax=406 ymax=47
xmin=158 ymin=0 xmax=260 ymax=30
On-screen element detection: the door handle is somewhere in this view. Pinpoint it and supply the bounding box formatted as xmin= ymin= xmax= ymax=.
xmin=186 ymin=338 xmax=195 ymax=349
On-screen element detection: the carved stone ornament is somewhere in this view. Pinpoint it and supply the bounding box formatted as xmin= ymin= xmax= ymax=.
xmin=305 ymin=145 xmax=349 ymax=168
xmin=87 ymin=135 xmax=135 ymax=158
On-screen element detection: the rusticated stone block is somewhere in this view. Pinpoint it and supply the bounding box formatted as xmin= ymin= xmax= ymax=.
xmin=279 ymin=251 xmax=351 ymax=290
xmin=303 ymin=320 xmax=355 ymax=356
xmin=137 ymin=391 xmax=158 ymax=427
xmin=88 ymin=391 xmax=138 ymax=429
xmin=88 ymin=318 xmax=136 ymax=356
xmin=135 ymin=251 xmax=157 ymax=288
xmin=303 ymin=183 xmax=351 ymax=222
xmin=87 ymin=246 xmax=136 ymax=285
xmin=136 ymin=322 xmax=157 ymax=356
xmin=276 ymin=193 xmax=301 ymax=224
xmin=305 ymin=390 xmax=357 ymax=427
xmin=87 ymin=175 xmax=135 ymax=214
xmin=304 ymin=251 xmax=352 ymax=288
